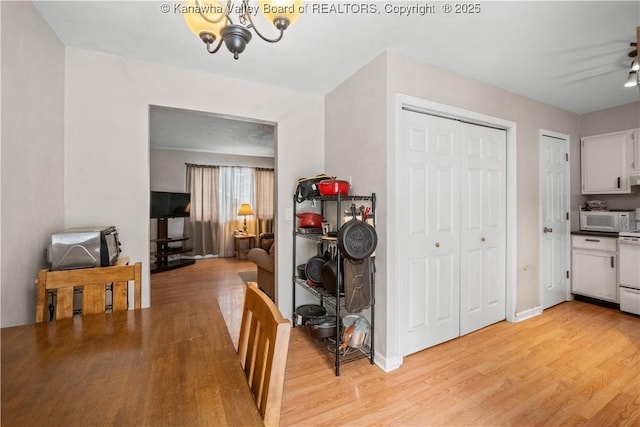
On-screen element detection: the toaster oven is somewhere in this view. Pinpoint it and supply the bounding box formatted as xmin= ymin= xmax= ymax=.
xmin=48 ymin=226 xmax=121 ymax=270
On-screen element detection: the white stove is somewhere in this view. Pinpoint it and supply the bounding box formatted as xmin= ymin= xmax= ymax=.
xmin=619 ymin=209 xmax=640 ymax=315
xmin=619 ymin=229 xmax=640 ymax=238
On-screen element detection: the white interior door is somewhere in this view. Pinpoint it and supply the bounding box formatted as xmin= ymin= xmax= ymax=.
xmin=459 ymin=124 xmax=506 ymax=335
xmin=540 ymin=132 xmax=570 ymax=309
xmin=400 ymin=110 xmax=460 ymax=356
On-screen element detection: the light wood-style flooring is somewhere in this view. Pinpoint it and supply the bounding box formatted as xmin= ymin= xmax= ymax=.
xmin=151 ymin=258 xmax=640 ymax=427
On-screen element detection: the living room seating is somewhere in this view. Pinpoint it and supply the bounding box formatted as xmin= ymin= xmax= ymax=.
xmin=247 ymin=233 xmax=275 ymax=300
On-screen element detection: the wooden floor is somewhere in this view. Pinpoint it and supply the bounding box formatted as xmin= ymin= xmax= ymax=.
xmin=152 ymin=258 xmax=640 ymax=427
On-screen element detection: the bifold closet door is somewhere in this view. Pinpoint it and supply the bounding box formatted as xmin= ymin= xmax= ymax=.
xmin=399 ymin=108 xmax=507 ymax=356
xmin=459 ymin=124 xmax=506 ymax=336
xmin=400 ymin=110 xmax=461 ymax=356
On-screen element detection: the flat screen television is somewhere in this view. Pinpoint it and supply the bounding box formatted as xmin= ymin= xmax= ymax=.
xmin=150 ymin=191 xmax=191 ymax=219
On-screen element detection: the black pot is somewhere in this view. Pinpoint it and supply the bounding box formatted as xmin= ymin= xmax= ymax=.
xmin=294 ymin=304 xmax=327 ymax=325
xmin=305 ymin=315 xmax=338 ymax=339
xmin=297 ymin=264 xmax=307 ymax=280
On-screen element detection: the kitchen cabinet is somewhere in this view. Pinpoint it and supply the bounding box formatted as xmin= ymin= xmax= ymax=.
xmin=581 ymin=130 xmax=633 ymax=194
xmin=630 ymin=130 xmax=640 ymax=186
xmin=571 ymin=234 xmax=618 ymax=303
xmin=292 ymin=193 xmax=376 ymax=376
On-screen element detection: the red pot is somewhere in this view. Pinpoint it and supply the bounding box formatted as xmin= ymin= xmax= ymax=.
xmin=297 ymin=212 xmax=324 ymax=228
xmin=318 ymin=179 xmax=350 ymax=196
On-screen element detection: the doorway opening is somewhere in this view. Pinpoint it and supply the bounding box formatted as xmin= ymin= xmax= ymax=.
xmin=148 ymin=105 xmax=276 ymax=306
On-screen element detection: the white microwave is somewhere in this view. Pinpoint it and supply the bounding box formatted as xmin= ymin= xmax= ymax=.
xmin=580 ymin=210 xmax=635 ymax=233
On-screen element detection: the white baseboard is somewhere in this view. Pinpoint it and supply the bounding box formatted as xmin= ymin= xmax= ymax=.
xmin=513 ymin=305 xmax=543 ymax=323
xmin=374 ymin=353 xmax=403 ymax=372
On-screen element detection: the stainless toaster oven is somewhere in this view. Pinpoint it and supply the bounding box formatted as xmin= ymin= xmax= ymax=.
xmin=48 ymin=226 xmax=121 ymax=270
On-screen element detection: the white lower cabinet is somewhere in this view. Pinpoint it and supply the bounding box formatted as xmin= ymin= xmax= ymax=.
xmin=571 ymin=235 xmax=618 ymax=303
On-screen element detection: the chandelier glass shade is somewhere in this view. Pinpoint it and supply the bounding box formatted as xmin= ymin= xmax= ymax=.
xmin=183 ymin=0 xmax=302 ymax=60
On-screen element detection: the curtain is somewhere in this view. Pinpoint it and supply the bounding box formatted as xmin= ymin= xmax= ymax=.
xmin=254 ymin=168 xmax=274 ymax=236
xmin=219 ymin=166 xmax=254 ymax=257
xmin=185 ymin=164 xmax=273 ymax=257
xmin=185 ymin=164 xmax=220 ymax=256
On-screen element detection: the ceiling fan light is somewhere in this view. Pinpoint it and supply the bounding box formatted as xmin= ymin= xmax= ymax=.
xmin=259 ymin=0 xmax=303 ymax=29
xmin=624 ymin=71 xmax=638 ymax=87
xmin=183 ymin=0 xmax=228 ymax=41
xmin=632 ymin=57 xmax=640 ymax=72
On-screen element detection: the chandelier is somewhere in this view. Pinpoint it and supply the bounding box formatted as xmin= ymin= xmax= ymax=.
xmin=624 ymin=26 xmax=640 ymax=88
xmin=183 ymin=0 xmax=302 ymax=60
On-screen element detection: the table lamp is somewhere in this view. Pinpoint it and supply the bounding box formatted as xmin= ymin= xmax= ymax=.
xmin=238 ymin=203 xmax=254 ymax=234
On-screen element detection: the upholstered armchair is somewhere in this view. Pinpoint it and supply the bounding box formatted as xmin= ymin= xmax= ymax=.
xmin=247 ymin=233 xmax=275 ymax=300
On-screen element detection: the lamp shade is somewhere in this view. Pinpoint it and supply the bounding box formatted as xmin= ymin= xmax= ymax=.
xmin=259 ymin=0 xmax=303 ymax=27
xmin=238 ymin=204 xmax=254 ymax=216
xmin=183 ymin=0 xmax=228 ymax=39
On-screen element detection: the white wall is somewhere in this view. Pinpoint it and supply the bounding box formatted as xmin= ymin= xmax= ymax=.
xmin=325 ymin=51 xmax=582 ymax=369
xmin=1 ymin=1 xmax=65 ymax=327
xmin=579 ymin=102 xmax=640 ymax=137
xmin=64 ymin=47 xmax=324 ymax=314
xmin=150 ymin=147 xmax=274 ymax=193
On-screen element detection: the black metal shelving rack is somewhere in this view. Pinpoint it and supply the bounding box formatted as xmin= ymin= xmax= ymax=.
xmin=292 ymin=192 xmax=376 ymax=376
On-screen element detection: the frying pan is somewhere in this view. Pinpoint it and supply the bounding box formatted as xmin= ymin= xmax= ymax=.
xmin=305 ymin=242 xmax=328 ymax=284
xmin=337 ymin=204 xmax=377 ymax=260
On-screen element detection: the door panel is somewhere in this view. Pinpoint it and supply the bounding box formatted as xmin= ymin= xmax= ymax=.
xmin=459 ymin=124 xmax=506 ymax=336
xmin=400 ymin=109 xmax=506 ymax=355
xmin=400 ymin=110 xmax=460 ymax=355
xmin=540 ymin=134 xmax=570 ymax=309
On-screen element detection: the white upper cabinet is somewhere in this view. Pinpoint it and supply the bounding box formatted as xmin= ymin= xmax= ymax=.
xmin=581 ymin=130 xmax=634 ymax=194
xmin=630 ymin=130 xmax=640 ymax=177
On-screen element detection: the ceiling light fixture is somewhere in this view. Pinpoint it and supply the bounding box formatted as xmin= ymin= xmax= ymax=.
xmin=624 ymin=26 xmax=640 ymax=89
xmin=183 ymin=0 xmax=302 ymax=60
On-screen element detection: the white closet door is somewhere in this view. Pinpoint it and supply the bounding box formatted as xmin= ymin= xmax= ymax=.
xmin=400 ymin=110 xmax=460 ymax=355
xmin=459 ymin=124 xmax=507 ymax=335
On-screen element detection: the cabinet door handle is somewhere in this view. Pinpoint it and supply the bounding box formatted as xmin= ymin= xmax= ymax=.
xmin=585 ymin=238 xmax=600 ymax=242
xmin=617 ymin=177 xmax=621 ymax=188
xmin=611 ymin=256 xmax=615 ymax=268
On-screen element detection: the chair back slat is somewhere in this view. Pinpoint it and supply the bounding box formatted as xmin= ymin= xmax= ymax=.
xmin=35 ymin=261 xmax=142 ymax=323
xmin=55 ymin=287 xmax=74 ymax=321
xmin=112 ymin=281 xmax=129 ymax=311
xmin=83 ymin=283 xmax=107 ymax=315
xmin=238 ymin=282 xmax=290 ymax=427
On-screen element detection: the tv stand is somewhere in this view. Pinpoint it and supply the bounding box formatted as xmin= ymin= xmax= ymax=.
xmin=151 ymin=218 xmax=195 ymax=274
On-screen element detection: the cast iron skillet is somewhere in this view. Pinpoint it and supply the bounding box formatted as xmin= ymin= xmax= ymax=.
xmin=338 ymin=205 xmax=377 ymax=260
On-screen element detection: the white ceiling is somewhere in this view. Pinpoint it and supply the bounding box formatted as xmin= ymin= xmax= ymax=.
xmin=34 ymin=1 xmax=640 ymax=155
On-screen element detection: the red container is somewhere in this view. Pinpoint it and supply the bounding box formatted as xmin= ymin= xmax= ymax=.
xmin=318 ymin=179 xmax=350 ymax=196
xmin=297 ymin=212 xmax=324 ymax=228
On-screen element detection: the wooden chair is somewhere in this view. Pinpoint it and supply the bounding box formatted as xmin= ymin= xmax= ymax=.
xmin=237 ymin=282 xmax=291 ymax=427
xmin=35 ymin=260 xmax=142 ymax=323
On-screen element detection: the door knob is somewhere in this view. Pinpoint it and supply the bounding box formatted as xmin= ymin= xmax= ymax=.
xmin=543 ymin=227 xmax=553 ymax=233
